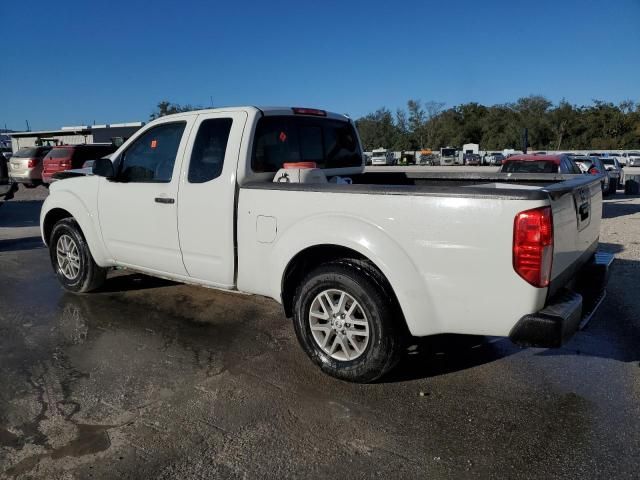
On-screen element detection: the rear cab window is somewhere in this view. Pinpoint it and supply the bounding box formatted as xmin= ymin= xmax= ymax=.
xmin=48 ymin=148 xmax=73 ymax=159
xmin=501 ymin=160 xmax=559 ymax=173
xmin=14 ymin=147 xmax=50 ymax=158
xmin=251 ymin=116 xmax=362 ymax=172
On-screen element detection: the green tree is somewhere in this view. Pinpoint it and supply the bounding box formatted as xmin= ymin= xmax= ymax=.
xmin=150 ymin=100 xmax=200 ymax=120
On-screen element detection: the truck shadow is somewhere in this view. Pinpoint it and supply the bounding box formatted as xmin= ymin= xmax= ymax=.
xmin=384 ymin=334 xmax=522 ymax=383
xmin=97 ymin=272 xmax=178 ymax=293
xmin=0 ymin=200 xmax=43 ymax=228
xmin=386 ymin=254 xmax=639 ymax=382
xmin=602 ymin=195 xmax=640 ymax=219
xmin=0 ymin=236 xmax=45 ymax=252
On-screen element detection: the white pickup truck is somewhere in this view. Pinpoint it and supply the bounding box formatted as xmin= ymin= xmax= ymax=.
xmin=40 ymin=106 xmax=612 ymax=382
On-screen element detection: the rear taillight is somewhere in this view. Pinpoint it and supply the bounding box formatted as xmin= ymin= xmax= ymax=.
xmin=589 ymin=167 xmax=600 ymax=175
xmin=513 ymin=206 xmax=553 ymax=288
xmin=27 ymin=158 xmax=38 ymax=168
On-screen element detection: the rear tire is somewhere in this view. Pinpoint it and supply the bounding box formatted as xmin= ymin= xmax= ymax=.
xmin=292 ymin=259 xmax=403 ymax=383
xmin=49 ymin=218 xmax=107 ymax=293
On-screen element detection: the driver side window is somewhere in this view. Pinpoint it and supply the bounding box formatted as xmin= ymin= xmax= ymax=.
xmin=119 ymin=122 xmax=186 ymax=182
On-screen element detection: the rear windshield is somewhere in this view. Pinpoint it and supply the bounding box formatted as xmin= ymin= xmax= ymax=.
xmin=251 ymin=116 xmax=362 ymax=172
xmin=13 ymin=147 xmax=50 ymax=158
xmin=48 ymin=148 xmax=73 ymax=158
xmin=602 ymin=159 xmax=615 ymax=165
xmin=501 ymin=160 xmax=559 ymax=173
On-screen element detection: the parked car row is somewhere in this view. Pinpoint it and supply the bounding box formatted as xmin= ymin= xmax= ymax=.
xmin=499 ymin=153 xmax=623 ymax=195
xmin=4 ymin=143 xmax=117 ymax=188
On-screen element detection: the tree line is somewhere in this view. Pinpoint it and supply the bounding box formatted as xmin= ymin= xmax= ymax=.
xmin=354 ymin=96 xmax=640 ymax=152
xmin=149 ymin=96 xmax=640 ymax=152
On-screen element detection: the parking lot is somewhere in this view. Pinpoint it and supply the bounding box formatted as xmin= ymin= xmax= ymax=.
xmin=1 ymin=182 xmax=639 ymax=479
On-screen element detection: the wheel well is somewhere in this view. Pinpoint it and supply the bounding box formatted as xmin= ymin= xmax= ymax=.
xmin=281 ymin=244 xmax=402 ymax=321
xmin=43 ymin=208 xmax=73 ymax=245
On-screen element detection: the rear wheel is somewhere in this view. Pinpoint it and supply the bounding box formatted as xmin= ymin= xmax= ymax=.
xmin=608 ymin=178 xmax=617 ymax=195
xmin=292 ymin=260 xmax=403 ymax=383
xmin=49 ymin=218 xmax=107 ymax=293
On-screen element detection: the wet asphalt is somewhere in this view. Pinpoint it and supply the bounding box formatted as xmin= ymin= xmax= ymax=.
xmin=0 ymin=186 xmax=639 ymax=479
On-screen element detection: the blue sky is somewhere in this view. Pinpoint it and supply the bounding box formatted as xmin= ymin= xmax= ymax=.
xmin=2 ymin=0 xmax=639 ymax=130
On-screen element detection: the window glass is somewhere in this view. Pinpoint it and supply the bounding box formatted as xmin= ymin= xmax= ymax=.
xmin=324 ymin=122 xmax=360 ymax=168
xmin=14 ymin=148 xmax=41 ymax=158
xmin=119 ymin=122 xmax=186 ymax=182
xmin=48 ymin=148 xmax=73 ymax=158
xmin=569 ymin=159 xmax=582 ymax=174
xmin=188 ymin=118 xmax=233 ymax=183
xmin=251 ymin=116 xmax=362 ymax=172
xmin=501 ymin=160 xmax=559 ymax=173
xmin=252 ymin=118 xmax=300 ymax=172
xmin=300 ymin=126 xmax=323 ymax=163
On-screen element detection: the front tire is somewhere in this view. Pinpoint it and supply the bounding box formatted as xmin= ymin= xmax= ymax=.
xmin=49 ymin=218 xmax=107 ymax=293
xmin=292 ymin=260 xmax=403 ymax=383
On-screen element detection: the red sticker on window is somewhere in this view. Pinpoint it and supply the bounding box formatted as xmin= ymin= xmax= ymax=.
xmin=278 ymin=131 xmax=287 ymax=142
xmin=151 ymin=139 xmax=157 ymax=149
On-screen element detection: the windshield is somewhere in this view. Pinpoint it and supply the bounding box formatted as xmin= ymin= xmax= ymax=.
xmin=501 ymin=160 xmax=559 ymax=173
xmin=441 ymin=148 xmax=456 ymax=157
xmin=372 ymin=152 xmax=387 ymax=158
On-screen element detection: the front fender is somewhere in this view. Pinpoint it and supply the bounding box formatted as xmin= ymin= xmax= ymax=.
xmin=268 ymin=213 xmax=439 ymax=336
xmin=40 ymin=179 xmax=112 ymax=267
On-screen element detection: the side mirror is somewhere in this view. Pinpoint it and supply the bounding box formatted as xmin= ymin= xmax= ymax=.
xmin=92 ymin=157 xmax=115 ymax=178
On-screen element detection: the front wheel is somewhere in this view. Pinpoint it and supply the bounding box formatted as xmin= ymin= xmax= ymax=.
xmin=292 ymin=260 xmax=403 ymax=383
xmin=49 ymin=218 xmax=107 ymax=293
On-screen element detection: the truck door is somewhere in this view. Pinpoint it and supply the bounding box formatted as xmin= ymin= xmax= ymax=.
xmin=97 ymin=118 xmax=193 ymax=276
xmin=177 ymin=111 xmax=248 ymax=288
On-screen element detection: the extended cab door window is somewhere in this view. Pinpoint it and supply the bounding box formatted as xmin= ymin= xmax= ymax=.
xmin=118 ymin=122 xmax=186 ymax=182
xmin=188 ymin=118 xmax=233 ymax=183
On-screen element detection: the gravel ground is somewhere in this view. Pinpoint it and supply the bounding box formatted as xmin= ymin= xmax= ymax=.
xmin=0 ymin=181 xmax=639 ymax=479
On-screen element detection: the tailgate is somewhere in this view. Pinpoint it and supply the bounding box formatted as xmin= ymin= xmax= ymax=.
xmin=546 ymin=176 xmax=602 ymax=292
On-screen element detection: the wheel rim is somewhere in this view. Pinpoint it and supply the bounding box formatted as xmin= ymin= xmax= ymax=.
xmin=56 ymin=234 xmax=81 ymax=280
xmin=309 ymin=289 xmax=370 ymax=361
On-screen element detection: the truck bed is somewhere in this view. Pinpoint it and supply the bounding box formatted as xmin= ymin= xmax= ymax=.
xmin=244 ymin=171 xmax=600 ymax=200
xmin=238 ymin=171 xmax=602 ymax=338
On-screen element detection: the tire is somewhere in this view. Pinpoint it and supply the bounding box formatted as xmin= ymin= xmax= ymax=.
xmin=49 ymin=218 xmax=107 ymax=293
xmin=292 ymin=259 xmax=403 ymax=383
xmin=608 ymin=178 xmax=617 ymax=195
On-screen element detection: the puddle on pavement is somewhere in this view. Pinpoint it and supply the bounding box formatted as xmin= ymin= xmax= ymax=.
xmin=0 ymin=427 xmax=22 ymax=449
xmin=4 ymin=423 xmax=112 ymax=476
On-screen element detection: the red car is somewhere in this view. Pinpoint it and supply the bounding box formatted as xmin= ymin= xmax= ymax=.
xmin=500 ymin=154 xmax=582 ymax=174
xmin=42 ymin=144 xmax=117 ymax=184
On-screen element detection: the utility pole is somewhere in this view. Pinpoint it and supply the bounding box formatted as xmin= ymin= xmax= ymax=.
xmin=25 ymin=120 xmax=31 ymax=132
xmin=522 ymin=128 xmax=528 ymax=154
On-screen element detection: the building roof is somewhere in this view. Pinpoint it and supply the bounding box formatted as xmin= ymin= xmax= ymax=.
xmin=6 ymin=121 xmax=144 ymax=138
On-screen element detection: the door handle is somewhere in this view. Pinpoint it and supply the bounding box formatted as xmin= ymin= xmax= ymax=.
xmin=155 ymin=197 xmax=175 ymax=204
